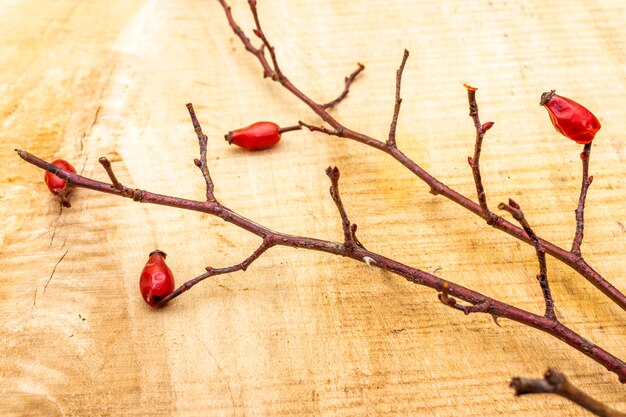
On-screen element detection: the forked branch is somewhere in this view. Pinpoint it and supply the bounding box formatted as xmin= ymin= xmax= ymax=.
xmin=15 ymin=113 xmax=626 ymax=383
xmin=216 ymin=0 xmax=626 ymax=311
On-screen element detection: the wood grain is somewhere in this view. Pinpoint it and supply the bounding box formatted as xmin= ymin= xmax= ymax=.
xmin=1 ymin=0 xmax=624 ymax=415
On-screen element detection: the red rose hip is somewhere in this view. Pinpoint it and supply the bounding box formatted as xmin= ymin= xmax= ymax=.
xmin=225 ymin=122 xmax=300 ymax=150
xmin=140 ymin=250 xmax=175 ymax=307
xmin=44 ymin=159 xmax=76 ymax=207
xmin=540 ymin=90 xmax=601 ymax=144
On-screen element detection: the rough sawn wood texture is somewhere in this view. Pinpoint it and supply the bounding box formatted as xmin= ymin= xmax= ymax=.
xmin=0 ymin=0 xmax=624 ymax=415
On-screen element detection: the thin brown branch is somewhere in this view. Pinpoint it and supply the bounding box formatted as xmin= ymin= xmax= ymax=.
xmin=248 ymin=0 xmax=283 ymax=81
xmin=387 ymin=49 xmax=409 ymax=147
xmin=16 ymin=148 xmax=626 ymax=383
xmin=216 ymin=0 xmax=626 ymax=312
xmin=572 ymin=143 xmax=593 ymax=255
xmin=216 ymin=0 xmax=272 ymax=78
xmin=157 ymin=239 xmax=273 ymax=307
xmin=499 ymin=199 xmax=556 ymax=320
xmin=511 ymin=369 xmax=626 ymax=417
xmin=186 ymin=103 xmax=216 ymax=202
xmin=325 ymin=166 xmax=362 ymax=250
xmin=98 ymin=157 xmax=122 ymax=190
xmin=322 ymin=63 xmax=365 ymax=110
xmin=465 ymin=84 xmax=497 ymax=225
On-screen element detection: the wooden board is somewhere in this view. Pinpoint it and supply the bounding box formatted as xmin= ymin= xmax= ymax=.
xmin=1 ymin=0 xmax=624 ymax=415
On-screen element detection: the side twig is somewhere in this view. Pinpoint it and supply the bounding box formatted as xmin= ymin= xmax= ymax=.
xmin=511 ymin=369 xmax=626 ymax=417
xmin=326 ymin=166 xmax=363 ymax=250
xmin=387 ymin=49 xmax=409 ymax=148
xmin=499 ymin=198 xmax=556 ymax=320
xmin=157 ymin=239 xmax=273 ymax=307
xmin=572 ymin=142 xmax=593 ymax=255
xmin=187 ymin=103 xmax=217 ymax=202
xmin=465 ymin=84 xmax=497 ymax=225
xmin=322 ymin=63 xmax=365 ymax=109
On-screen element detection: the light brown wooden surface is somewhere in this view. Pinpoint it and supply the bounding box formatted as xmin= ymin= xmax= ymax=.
xmin=1 ymin=0 xmax=625 ymax=415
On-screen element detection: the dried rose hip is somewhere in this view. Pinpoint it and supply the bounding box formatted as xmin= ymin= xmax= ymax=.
xmin=140 ymin=250 xmax=175 ymax=307
xmin=540 ymin=90 xmax=601 ymax=144
xmin=44 ymin=159 xmax=76 ymax=207
xmin=225 ymin=122 xmax=300 ymax=150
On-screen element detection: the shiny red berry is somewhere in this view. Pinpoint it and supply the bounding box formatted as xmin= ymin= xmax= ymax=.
xmin=540 ymin=90 xmax=601 ymax=145
xmin=44 ymin=159 xmax=76 ymax=207
xmin=225 ymin=122 xmax=300 ymax=150
xmin=140 ymin=250 xmax=175 ymax=307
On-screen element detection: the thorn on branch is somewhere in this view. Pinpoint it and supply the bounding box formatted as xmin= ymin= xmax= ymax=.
xmin=387 ymin=49 xmax=410 ymax=148
xmin=511 ymin=369 xmax=626 ymax=417
xmin=322 ymin=63 xmax=365 ymax=110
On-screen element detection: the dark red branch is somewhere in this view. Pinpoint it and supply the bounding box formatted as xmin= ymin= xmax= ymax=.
xmin=15 ymin=148 xmax=626 ymax=382
xmin=387 ymin=50 xmax=409 ymax=147
xmin=322 ymin=63 xmax=365 ymax=110
xmin=511 ymin=369 xmax=626 ymax=417
xmin=216 ymin=0 xmax=626 ymax=312
xmin=572 ymin=143 xmax=593 ymax=255
xmin=499 ymin=199 xmax=556 ymax=320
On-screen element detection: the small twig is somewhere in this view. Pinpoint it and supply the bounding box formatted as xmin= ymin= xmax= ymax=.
xmin=511 ymin=369 xmax=626 ymax=417
xmin=325 ymin=166 xmax=362 ymax=250
xmin=499 ymin=199 xmax=556 ymax=320
xmin=387 ymin=49 xmax=409 ymax=148
xmin=572 ymin=143 xmax=593 ymax=256
xmin=248 ymin=0 xmax=284 ymax=81
xmin=322 ymin=63 xmax=365 ymax=110
xmin=98 ymin=157 xmax=122 ymax=190
xmin=157 ymin=239 xmax=274 ymax=307
xmin=95 ymin=156 xmax=144 ymax=201
xmin=465 ymin=84 xmax=497 ymax=225
xmin=186 ymin=103 xmax=217 ymax=202
xmin=217 ymin=0 xmax=273 ymax=78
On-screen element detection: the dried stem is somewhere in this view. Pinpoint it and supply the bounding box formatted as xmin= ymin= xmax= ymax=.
xmin=572 ymin=143 xmax=593 ymax=255
xmin=15 ymin=144 xmax=626 ymax=383
xmin=511 ymin=369 xmax=626 ymax=417
xmin=465 ymin=84 xmax=497 ymax=225
xmin=387 ymin=49 xmax=409 ymax=147
xmin=216 ymin=0 xmax=626 ymax=311
xmin=322 ymin=63 xmax=365 ymax=109
xmin=499 ymin=199 xmax=556 ymax=320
